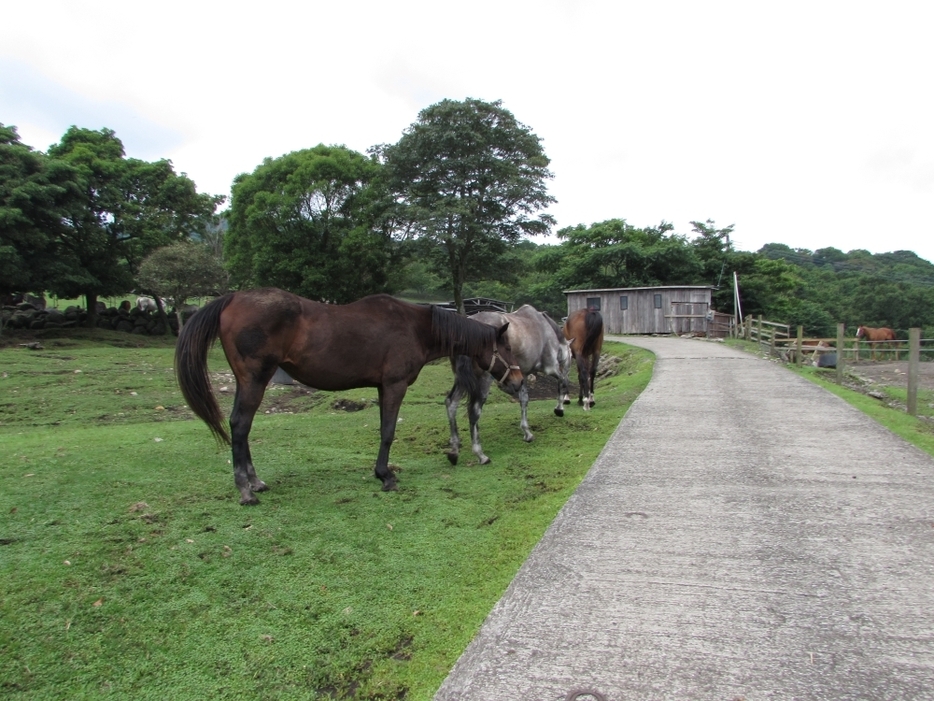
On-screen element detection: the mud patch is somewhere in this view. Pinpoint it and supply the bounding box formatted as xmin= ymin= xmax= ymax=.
xmin=332 ymin=398 xmax=372 ymax=412
xmin=525 ymin=352 xmax=622 ymax=401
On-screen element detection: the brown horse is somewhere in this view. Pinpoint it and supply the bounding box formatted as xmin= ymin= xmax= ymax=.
xmin=856 ymin=325 xmax=897 ymax=361
xmin=562 ymin=307 xmax=604 ymax=410
xmin=175 ymin=288 xmax=523 ymax=504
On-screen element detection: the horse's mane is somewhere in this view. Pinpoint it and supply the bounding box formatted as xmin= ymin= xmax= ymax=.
xmin=431 ymin=306 xmax=497 ymax=356
xmin=541 ymin=312 xmax=566 ymax=344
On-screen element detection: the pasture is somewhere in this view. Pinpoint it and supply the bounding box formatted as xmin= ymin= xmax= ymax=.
xmin=0 ymin=330 xmax=653 ymax=699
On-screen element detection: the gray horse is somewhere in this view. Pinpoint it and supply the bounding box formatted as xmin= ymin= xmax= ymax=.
xmin=446 ymin=305 xmax=573 ymax=465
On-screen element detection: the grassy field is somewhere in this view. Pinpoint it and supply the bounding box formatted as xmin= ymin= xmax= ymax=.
xmin=0 ymin=329 xmax=653 ymax=700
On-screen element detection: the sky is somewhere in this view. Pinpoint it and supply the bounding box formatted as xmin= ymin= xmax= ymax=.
xmin=3 ymin=1 xmax=932 ymax=263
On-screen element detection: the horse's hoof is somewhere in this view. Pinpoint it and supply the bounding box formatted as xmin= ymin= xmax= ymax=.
xmin=523 ymin=436 xmax=534 ymax=443
xmin=252 ymin=480 xmax=269 ymax=492
xmin=563 ymin=399 xmax=571 ymax=405
xmin=554 ymin=408 xmax=564 ymax=417
xmin=577 ymin=398 xmax=584 ymax=406
xmin=381 ymin=480 xmax=398 ymax=492
xmin=446 ymin=452 xmax=459 ymax=466
xmin=479 ymin=457 xmax=492 ymax=465
xmin=239 ymin=494 xmax=260 ymax=506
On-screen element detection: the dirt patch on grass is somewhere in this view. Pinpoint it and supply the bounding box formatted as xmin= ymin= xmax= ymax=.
xmin=523 ymin=352 xmax=624 ymax=401
xmin=846 ymin=360 xmax=934 ymax=392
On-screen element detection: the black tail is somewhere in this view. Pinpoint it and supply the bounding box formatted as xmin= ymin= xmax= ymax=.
xmin=175 ymin=294 xmax=234 ymax=444
xmin=450 ymin=354 xmax=487 ymax=403
xmin=582 ymin=309 xmax=604 ymax=356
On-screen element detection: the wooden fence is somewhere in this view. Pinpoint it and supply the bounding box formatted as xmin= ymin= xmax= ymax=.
xmin=743 ymin=316 xmax=934 ymax=416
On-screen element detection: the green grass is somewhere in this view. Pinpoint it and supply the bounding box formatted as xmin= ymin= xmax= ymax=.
xmin=0 ymin=331 xmax=653 ymax=699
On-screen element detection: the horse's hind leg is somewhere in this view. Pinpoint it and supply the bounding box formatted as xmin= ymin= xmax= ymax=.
xmin=576 ymin=356 xmax=589 ymax=409
xmin=587 ymin=351 xmax=599 ymax=408
xmin=230 ymin=381 xmax=268 ymax=505
xmin=445 ymin=382 xmax=465 ymax=465
xmin=375 ymin=382 xmax=408 ymax=490
xmin=518 ymin=380 xmax=534 ymax=442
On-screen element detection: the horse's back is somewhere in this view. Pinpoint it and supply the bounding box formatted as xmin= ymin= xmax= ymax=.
xmin=473 ymin=305 xmax=565 ymax=375
xmin=564 ymin=308 xmax=604 ymax=355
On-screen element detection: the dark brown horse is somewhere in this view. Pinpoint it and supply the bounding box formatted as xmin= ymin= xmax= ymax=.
xmin=563 ymin=307 xmax=604 ymax=410
xmin=175 ymin=288 xmax=523 ymax=504
xmin=856 ymin=325 xmax=897 ymax=361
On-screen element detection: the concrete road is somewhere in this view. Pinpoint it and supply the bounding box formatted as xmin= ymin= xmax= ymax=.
xmin=434 ymin=336 xmax=934 ymax=700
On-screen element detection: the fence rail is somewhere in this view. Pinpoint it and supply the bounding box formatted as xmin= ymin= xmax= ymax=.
xmin=742 ymin=317 xmax=933 ymax=416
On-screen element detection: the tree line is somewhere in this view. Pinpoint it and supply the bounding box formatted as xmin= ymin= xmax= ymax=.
xmin=4 ymin=98 xmax=934 ymax=337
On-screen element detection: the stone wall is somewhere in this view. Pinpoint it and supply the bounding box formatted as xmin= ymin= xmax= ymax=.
xmin=1 ymin=302 xmax=197 ymax=336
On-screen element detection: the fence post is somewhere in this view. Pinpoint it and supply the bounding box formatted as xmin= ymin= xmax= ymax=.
xmin=745 ymin=315 xmax=751 ymax=341
xmin=796 ymin=325 xmax=803 ymax=365
xmin=836 ymin=323 xmax=845 ymax=385
xmin=757 ymin=315 xmax=763 ymax=347
xmin=908 ymin=327 xmax=920 ymax=416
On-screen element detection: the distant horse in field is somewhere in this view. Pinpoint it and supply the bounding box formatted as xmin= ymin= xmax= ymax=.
xmin=175 ymin=288 xmax=523 ymax=504
xmin=856 ymin=325 xmax=897 ymax=361
xmin=445 ymin=305 xmax=573 ymax=465
xmin=563 ymin=307 xmax=604 ymax=410
xmin=137 ymin=296 xmax=167 ymax=313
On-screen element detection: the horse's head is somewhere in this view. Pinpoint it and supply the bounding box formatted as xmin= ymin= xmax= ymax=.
xmin=855 ymin=326 xmax=866 ymax=339
xmin=559 ymin=336 xmax=575 ymax=373
xmin=489 ymin=323 xmax=524 ymax=393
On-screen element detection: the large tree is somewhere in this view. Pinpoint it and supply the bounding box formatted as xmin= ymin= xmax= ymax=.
xmin=226 ymin=144 xmax=396 ymax=303
xmin=47 ymin=126 xmax=221 ymax=325
xmin=0 ymin=124 xmax=78 ymax=300
xmin=377 ymin=98 xmax=555 ymax=314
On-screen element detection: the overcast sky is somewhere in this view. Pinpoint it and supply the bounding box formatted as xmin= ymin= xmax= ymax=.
xmin=3 ymin=1 xmax=932 ymax=263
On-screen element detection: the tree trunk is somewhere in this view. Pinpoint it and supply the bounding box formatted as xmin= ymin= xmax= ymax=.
xmin=452 ymin=265 xmax=466 ymax=315
xmin=84 ymin=292 xmax=99 ymax=328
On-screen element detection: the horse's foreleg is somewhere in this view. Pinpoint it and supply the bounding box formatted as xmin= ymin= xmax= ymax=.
xmin=518 ymin=380 xmax=534 ymax=442
xmin=468 ymin=385 xmax=492 ymax=465
xmin=375 ymin=383 xmax=407 ymax=490
xmin=230 ymin=382 xmax=267 ymax=505
xmin=445 ymin=383 xmax=465 ymax=465
xmin=554 ymin=370 xmax=569 ymax=417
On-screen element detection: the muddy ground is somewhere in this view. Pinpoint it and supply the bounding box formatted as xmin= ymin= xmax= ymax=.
xmin=844 ymin=360 xmax=934 ymax=392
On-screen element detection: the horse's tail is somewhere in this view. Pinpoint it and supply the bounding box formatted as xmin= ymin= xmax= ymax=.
xmin=175 ymin=293 xmax=235 ymax=445
xmin=450 ymin=354 xmax=487 ymax=401
xmin=582 ymin=309 xmax=605 ymax=357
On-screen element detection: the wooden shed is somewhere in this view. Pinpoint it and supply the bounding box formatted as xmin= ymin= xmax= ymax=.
xmin=564 ymin=285 xmax=719 ymax=335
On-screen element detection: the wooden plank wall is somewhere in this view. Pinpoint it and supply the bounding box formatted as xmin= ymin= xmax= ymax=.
xmin=566 ymin=287 xmax=714 ymax=335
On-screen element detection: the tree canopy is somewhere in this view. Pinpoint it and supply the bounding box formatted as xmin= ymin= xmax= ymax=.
xmin=377 ymin=98 xmax=555 ymax=313
xmin=13 ymin=126 xmax=225 ymax=323
xmin=0 ymin=124 xmax=77 ymax=298
xmin=138 ymin=240 xmax=228 ymax=329
xmin=226 ymin=144 xmax=396 ymax=303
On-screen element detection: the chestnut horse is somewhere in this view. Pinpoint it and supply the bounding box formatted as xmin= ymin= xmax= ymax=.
xmin=175 ymin=288 xmax=523 ymax=504
xmin=856 ymin=325 xmax=897 ymax=361
xmin=563 ymin=307 xmax=604 ymax=410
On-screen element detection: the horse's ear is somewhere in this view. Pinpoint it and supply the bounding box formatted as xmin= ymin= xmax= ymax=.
xmin=497 ymin=322 xmax=510 ymax=338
